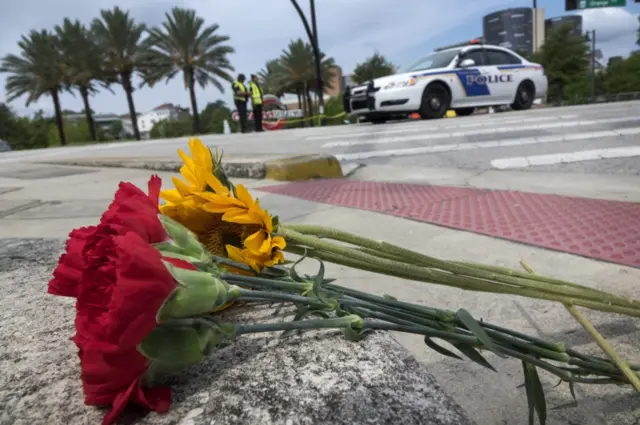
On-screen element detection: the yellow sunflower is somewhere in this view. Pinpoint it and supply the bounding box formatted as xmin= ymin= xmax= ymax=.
xmin=159 ymin=138 xmax=286 ymax=273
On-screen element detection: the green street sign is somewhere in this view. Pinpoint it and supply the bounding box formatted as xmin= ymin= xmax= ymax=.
xmin=578 ymin=0 xmax=626 ymax=8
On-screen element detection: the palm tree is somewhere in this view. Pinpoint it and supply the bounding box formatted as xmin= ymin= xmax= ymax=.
xmin=0 ymin=30 xmax=67 ymax=145
xmin=91 ymin=7 xmax=147 ymax=141
xmin=258 ymin=59 xmax=287 ymax=97
xmin=141 ymin=7 xmax=235 ymax=134
xmin=278 ymin=39 xmax=336 ymax=122
xmin=55 ymin=18 xmax=112 ymax=142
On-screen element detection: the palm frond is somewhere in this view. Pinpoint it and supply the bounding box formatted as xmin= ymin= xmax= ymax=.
xmin=0 ymin=29 xmax=64 ymax=106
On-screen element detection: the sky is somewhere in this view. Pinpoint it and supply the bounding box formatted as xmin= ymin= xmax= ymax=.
xmin=1 ymin=0 xmax=639 ymax=117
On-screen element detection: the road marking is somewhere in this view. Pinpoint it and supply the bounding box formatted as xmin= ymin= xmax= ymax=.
xmin=322 ymin=116 xmax=640 ymax=148
xmin=307 ymin=115 xmax=580 ymax=141
xmin=333 ymin=127 xmax=640 ymax=161
xmin=491 ymin=146 xmax=640 ymax=169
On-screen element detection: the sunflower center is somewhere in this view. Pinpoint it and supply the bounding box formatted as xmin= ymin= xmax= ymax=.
xmin=199 ymin=219 xmax=262 ymax=257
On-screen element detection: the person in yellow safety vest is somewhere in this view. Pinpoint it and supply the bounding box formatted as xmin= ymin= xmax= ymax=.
xmin=249 ymin=74 xmax=264 ymax=133
xmin=232 ymin=74 xmax=250 ymax=133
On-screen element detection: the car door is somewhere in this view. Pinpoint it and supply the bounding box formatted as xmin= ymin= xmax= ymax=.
xmin=483 ymin=48 xmax=523 ymax=104
xmin=453 ymin=48 xmax=493 ymax=107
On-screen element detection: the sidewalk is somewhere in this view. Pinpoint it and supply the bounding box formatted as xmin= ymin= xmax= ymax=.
xmin=1 ymin=163 xmax=639 ymax=424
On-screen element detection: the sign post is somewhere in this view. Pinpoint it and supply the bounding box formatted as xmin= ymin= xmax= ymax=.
xmin=566 ymin=0 xmax=626 ymax=11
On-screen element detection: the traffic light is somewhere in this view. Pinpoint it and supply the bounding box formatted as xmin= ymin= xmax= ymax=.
xmin=566 ymin=0 xmax=578 ymax=10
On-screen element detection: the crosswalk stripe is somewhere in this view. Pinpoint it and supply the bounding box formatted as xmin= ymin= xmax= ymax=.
xmin=333 ymin=127 xmax=640 ymax=162
xmin=323 ymin=116 xmax=640 ymax=148
xmin=491 ymin=146 xmax=640 ymax=169
xmin=307 ymin=114 xmax=580 ymax=141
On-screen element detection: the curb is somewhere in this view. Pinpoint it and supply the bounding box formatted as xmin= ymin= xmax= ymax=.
xmin=264 ymin=154 xmax=344 ymax=181
xmin=39 ymin=154 xmax=352 ymax=181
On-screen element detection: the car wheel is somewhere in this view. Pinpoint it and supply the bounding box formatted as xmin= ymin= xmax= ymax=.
xmin=454 ymin=108 xmax=474 ymax=117
xmin=511 ymin=81 xmax=535 ymax=111
xmin=419 ymin=83 xmax=451 ymax=119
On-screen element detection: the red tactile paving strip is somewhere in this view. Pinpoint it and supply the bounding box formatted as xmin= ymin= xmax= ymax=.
xmin=258 ymin=180 xmax=640 ymax=268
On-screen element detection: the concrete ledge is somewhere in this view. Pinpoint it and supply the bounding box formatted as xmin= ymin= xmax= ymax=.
xmin=39 ymin=157 xmax=267 ymax=179
xmin=1 ymin=238 xmax=477 ymax=425
xmin=264 ymin=154 xmax=344 ymax=181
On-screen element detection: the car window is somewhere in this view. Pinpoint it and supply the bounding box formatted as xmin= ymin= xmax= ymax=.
xmin=458 ymin=49 xmax=485 ymax=67
xmin=485 ymin=49 xmax=522 ymax=65
xmin=404 ymin=49 xmax=461 ymax=72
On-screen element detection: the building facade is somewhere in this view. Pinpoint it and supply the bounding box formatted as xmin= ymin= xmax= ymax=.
xmin=483 ymin=8 xmax=534 ymax=54
xmin=120 ymin=103 xmax=190 ymax=139
xmin=544 ymin=15 xmax=583 ymax=38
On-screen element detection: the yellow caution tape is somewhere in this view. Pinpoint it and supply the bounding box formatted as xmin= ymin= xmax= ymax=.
xmin=263 ymin=112 xmax=347 ymax=125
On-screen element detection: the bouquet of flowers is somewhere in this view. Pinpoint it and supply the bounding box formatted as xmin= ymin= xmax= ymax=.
xmin=49 ymin=138 xmax=640 ymax=425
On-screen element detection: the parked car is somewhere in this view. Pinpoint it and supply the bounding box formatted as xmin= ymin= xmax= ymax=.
xmin=343 ymin=40 xmax=548 ymax=123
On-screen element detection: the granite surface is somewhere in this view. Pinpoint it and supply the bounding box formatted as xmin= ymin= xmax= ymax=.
xmin=0 ymin=238 xmax=477 ymax=425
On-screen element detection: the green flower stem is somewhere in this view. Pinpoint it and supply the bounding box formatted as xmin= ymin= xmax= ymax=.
xmin=520 ymin=261 xmax=640 ymax=392
xmin=235 ymin=289 xmax=329 ymax=309
xmin=337 ymin=286 xmax=640 ymax=372
xmin=281 ymin=224 xmax=634 ymax=307
xmin=235 ymin=316 xmax=360 ymax=336
xmin=282 ymin=236 xmax=640 ymax=317
xmin=222 ymin=273 xmax=311 ymax=293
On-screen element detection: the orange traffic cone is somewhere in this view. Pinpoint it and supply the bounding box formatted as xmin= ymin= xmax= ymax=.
xmin=409 ymin=112 xmax=421 ymax=120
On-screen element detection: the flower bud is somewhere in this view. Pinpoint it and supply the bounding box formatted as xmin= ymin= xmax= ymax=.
xmin=139 ymin=320 xmax=236 ymax=386
xmin=159 ymin=262 xmax=236 ymax=320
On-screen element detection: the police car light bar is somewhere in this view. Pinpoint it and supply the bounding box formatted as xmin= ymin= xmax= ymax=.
xmin=434 ymin=37 xmax=484 ymax=52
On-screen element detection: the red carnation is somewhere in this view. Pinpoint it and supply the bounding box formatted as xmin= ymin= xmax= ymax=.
xmin=49 ymin=175 xmax=166 ymax=298
xmin=73 ymin=230 xmax=196 ymax=425
xmin=48 ymin=226 xmax=97 ymax=297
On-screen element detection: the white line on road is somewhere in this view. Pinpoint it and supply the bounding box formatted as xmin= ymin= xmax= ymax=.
xmin=333 ymin=126 xmax=640 ymax=161
xmin=491 ymin=146 xmax=640 ymax=169
xmin=322 ymin=116 xmax=640 ymax=148
xmin=307 ymin=115 xmax=580 ymax=141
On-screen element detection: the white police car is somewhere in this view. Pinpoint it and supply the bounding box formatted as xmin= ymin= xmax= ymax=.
xmin=344 ymin=41 xmax=548 ymax=123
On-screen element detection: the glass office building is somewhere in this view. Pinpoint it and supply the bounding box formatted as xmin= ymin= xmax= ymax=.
xmin=483 ymin=8 xmax=533 ymax=54
xmin=544 ymin=15 xmax=583 ymax=38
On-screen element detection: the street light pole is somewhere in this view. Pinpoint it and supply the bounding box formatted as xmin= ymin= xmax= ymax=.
xmin=289 ymin=0 xmax=325 ymax=127
xmin=532 ymin=0 xmax=538 ymax=53
xmin=309 ymin=0 xmax=325 ymax=126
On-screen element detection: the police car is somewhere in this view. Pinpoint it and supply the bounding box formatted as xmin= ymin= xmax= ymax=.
xmin=343 ymin=40 xmax=548 ymax=123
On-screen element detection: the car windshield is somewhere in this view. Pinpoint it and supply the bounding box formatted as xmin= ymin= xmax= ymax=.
xmin=403 ymin=49 xmax=461 ymax=72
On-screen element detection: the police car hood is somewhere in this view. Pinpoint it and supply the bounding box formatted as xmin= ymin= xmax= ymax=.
xmin=372 ymin=68 xmax=449 ymax=87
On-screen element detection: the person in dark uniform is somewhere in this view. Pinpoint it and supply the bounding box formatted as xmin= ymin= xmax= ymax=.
xmin=232 ymin=74 xmax=250 ymax=133
xmin=249 ymin=74 xmax=264 ymax=132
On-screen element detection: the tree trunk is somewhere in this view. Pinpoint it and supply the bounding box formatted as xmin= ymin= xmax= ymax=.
xmin=305 ymin=86 xmax=314 ymax=127
xmin=187 ymin=69 xmax=200 ymax=134
xmin=80 ymin=87 xmax=97 ymax=141
xmin=51 ymin=89 xmax=66 ymax=146
xmin=121 ymin=72 xmax=141 ymax=141
xmin=297 ymin=90 xmax=302 ymax=110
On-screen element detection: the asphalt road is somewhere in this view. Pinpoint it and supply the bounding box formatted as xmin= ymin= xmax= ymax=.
xmin=2 ymin=101 xmax=640 ymax=175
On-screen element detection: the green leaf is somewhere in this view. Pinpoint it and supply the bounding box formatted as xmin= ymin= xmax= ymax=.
xmin=313 ymin=260 xmax=325 ymax=293
xmin=280 ymin=308 xmax=309 ymax=338
xmin=453 ymin=343 xmax=497 ymax=372
xmin=289 ymin=250 xmax=308 ymax=282
xmin=568 ymin=380 xmax=576 ymax=400
xmin=424 ymin=337 xmax=463 ymax=361
xmin=383 ymin=293 xmax=397 ymax=301
xmin=522 ymin=362 xmax=547 ymax=425
xmin=456 ymin=309 xmax=506 ymax=358
xmin=343 ymin=326 xmax=373 ymax=342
